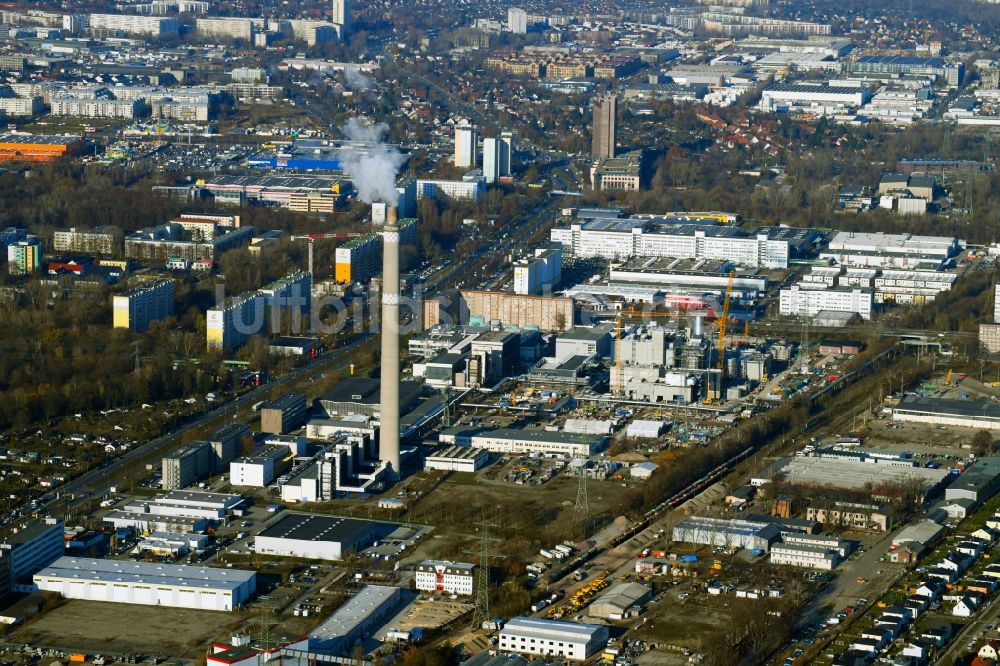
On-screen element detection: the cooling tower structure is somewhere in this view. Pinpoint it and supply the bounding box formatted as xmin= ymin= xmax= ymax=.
xmin=378 ymin=205 xmax=401 ymax=475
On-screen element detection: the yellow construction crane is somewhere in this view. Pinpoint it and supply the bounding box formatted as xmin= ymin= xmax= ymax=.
xmin=716 ymin=271 xmax=735 ymax=372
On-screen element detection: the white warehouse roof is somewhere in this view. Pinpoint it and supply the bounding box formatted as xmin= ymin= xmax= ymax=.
xmin=35 ymin=556 xmax=255 ymax=591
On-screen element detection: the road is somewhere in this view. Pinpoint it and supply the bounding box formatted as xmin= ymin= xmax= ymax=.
xmin=935 ymin=580 xmax=1000 ymax=664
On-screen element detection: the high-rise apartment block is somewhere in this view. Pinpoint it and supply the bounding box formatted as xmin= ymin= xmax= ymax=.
xmin=454 ymin=123 xmax=478 ymax=169
xmin=591 ymin=94 xmax=617 ymax=159
xmin=508 ymin=7 xmax=528 ymax=34
xmin=206 ymin=272 xmax=312 ymax=351
xmin=332 ymin=0 xmax=351 ymax=35
xmin=113 ymin=278 xmax=174 ymax=332
xmin=88 ymin=14 xmax=179 ymax=38
xmin=483 ymin=132 xmax=513 ymax=184
xmin=7 ymin=238 xmax=40 ymax=275
xmin=514 ymin=245 xmax=562 ymax=295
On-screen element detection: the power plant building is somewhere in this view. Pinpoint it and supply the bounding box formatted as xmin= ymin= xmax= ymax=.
xmin=34 ymin=557 xmax=256 ymax=611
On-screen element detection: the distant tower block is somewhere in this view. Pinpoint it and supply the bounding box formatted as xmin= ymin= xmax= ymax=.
xmin=378 ymin=204 xmax=401 ymax=474
xmin=332 ymin=0 xmax=351 ymax=35
xmin=591 ymin=94 xmax=617 ymax=159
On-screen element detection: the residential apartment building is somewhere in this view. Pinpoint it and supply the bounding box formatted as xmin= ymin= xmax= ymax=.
xmin=334 ymin=219 xmax=417 ymax=284
xmin=805 ymin=503 xmax=890 ymax=531
xmin=50 ymin=87 xmax=144 ymax=119
xmin=482 ymin=132 xmax=513 ymax=184
xmin=454 ymin=124 xmax=477 ymax=169
xmin=113 ymin=278 xmax=174 ymax=332
xmin=416 ymin=177 xmax=485 ymax=201
xmin=7 ymin=238 xmax=40 ymax=275
xmin=206 ymin=292 xmax=266 ymax=351
xmin=195 ymin=17 xmax=259 ymax=41
xmin=332 ymin=0 xmax=352 ymax=35
xmin=513 ymin=245 xmax=562 ymax=295
xmin=0 ymin=88 xmax=43 ymax=117
xmin=53 ymin=227 xmax=117 ymax=255
xmin=88 ymin=14 xmax=179 ymax=37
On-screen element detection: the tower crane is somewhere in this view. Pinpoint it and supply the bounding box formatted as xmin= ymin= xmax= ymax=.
xmin=290 ymin=232 xmax=363 ymax=278
xmin=716 ymin=270 xmax=735 ymax=374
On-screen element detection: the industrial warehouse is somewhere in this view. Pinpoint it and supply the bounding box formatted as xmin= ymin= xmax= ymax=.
xmin=498 ymin=616 xmax=610 ymax=661
xmin=891 ymin=395 xmax=1000 ymax=430
xmin=33 ymin=557 xmax=257 ymax=611
xmin=253 ymin=513 xmax=391 ymax=560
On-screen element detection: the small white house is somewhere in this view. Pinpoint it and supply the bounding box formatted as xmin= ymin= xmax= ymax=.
xmin=953 ymin=596 xmax=980 ymax=617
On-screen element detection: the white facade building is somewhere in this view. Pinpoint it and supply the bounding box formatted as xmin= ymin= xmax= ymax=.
xmin=514 ymin=245 xmax=562 ymax=295
xmin=821 ymin=231 xmax=962 ymax=269
xmin=416 ymin=177 xmax=485 ymax=201
xmin=113 ymin=278 xmax=174 ymax=332
xmin=483 ymin=132 xmax=513 ymax=183
xmin=779 ymin=286 xmax=873 ymax=320
xmin=550 ymin=221 xmax=789 ymax=268
xmin=438 ymin=427 xmax=606 ymax=457
xmin=331 ymin=0 xmax=352 ymax=35
xmin=454 ymin=124 xmax=477 ymax=168
xmin=499 ymin=617 xmax=609 ymax=661
xmin=414 ymin=560 xmax=476 ymax=595
xmin=424 ymin=446 xmax=490 ymax=472
xmin=34 ymin=557 xmax=255 ymax=611
xmin=760 ymin=84 xmax=870 ymax=113
xmin=769 ymin=543 xmax=840 ymax=570
xmin=508 ymin=8 xmax=528 ymax=33
xmin=253 ymin=513 xmax=377 ymax=561
xmin=88 ymin=14 xmax=179 ymax=37
xmin=229 ymin=445 xmax=290 ymax=488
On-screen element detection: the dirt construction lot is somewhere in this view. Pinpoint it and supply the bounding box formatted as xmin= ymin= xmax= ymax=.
xmin=10 ymin=601 xmax=245 ymax=657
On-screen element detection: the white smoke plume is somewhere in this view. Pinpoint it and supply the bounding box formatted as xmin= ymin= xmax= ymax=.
xmin=343 ymin=68 xmax=373 ymax=91
xmin=336 ymin=117 xmax=405 ymax=205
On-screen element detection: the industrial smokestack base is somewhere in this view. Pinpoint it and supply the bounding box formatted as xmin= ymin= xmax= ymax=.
xmin=378 ymin=203 xmax=402 ymax=476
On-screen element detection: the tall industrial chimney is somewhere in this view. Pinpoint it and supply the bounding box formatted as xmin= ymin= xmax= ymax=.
xmin=378 ymin=204 xmax=401 ymax=475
